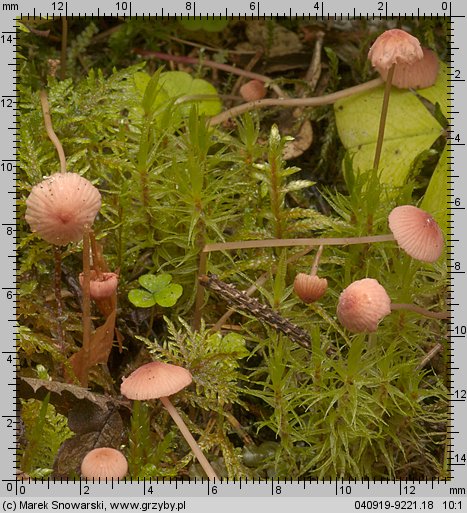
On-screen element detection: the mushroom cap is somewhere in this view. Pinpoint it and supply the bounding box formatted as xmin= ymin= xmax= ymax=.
xmin=368 ymin=29 xmax=423 ymax=71
xmin=378 ymin=47 xmax=439 ymax=89
xmin=81 ymin=447 xmax=128 ymax=479
xmin=388 ymin=205 xmax=444 ymax=262
xmin=79 ymin=271 xmax=119 ymax=300
xmin=25 ymin=173 xmax=101 ymax=246
xmin=337 ymin=278 xmax=391 ymax=333
xmin=239 ymin=80 xmax=266 ymax=101
xmin=121 ymin=361 xmax=193 ymax=400
xmin=293 ymin=273 xmax=328 ymax=303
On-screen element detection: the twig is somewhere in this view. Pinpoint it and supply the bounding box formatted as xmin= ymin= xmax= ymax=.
xmin=208 ymin=77 xmax=384 ymax=126
xmin=416 ymin=343 xmax=443 ymax=370
xmin=167 ymin=34 xmax=258 ymax=55
xmin=199 ymin=274 xmax=311 ymax=349
xmin=134 ymin=49 xmax=285 ymax=97
xmin=211 ymin=246 xmax=314 ymax=333
xmin=39 ymin=90 xmax=67 ymax=173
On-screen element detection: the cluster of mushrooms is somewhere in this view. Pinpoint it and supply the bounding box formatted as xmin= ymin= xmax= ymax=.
xmin=294 ymin=204 xmax=445 ymax=332
xmin=23 ymin=27 xmax=445 ymax=480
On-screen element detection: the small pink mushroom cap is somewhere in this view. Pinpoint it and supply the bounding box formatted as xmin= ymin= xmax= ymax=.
xmin=368 ymin=29 xmax=423 ymax=71
xmin=81 ymin=447 xmax=128 ymax=479
xmin=378 ymin=47 xmax=439 ymax=89
xmin=79 ymin=271 xmax=119 ymax=300
xmin=239 ymin=80 xmax=266 ymax=101
xmin=25 ymin=173 xmax=101 ymax=246
xmin=337 ymin=278 xmax=391 ymax=333
xmin=388 ymin=205 xmax=444 ymax=262
xmin=121 ymin=361 xmax=193 ymax=400
xmin=293 ymin=273 xmax=328 ymax=303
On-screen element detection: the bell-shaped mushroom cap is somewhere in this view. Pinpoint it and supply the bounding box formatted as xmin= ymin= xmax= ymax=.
xmin=378 ymin=48 xmax=439 ymax=89
xmin=25 ymin=173 xmax=101 ymax=246
xmin=293 ymin=273 xmax=328 ymax=303
xmin=79 ymin=271 xmax=119 ymax=300
xmin=121 ymin=361 xmax=193 ymax=400
xmin=337 ymin=278 xmax=391 ymax=333
xmin=81 ymin=447 xmax=128 ymax=479
xmin=240 ymin=80 xmax=266 ymax=101
xmin=388 ymin=205 xmax=444 ymax=262
xmin=368 ymin=29 xmax=423 ymax=71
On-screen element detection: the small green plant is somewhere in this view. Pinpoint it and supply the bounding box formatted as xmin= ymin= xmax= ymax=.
xmin=128 ymin=273 xmax=183 ymax=308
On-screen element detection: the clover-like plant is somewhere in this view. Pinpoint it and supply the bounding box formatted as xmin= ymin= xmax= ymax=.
xmin=128 ymin=273 xmax=183 ymax=309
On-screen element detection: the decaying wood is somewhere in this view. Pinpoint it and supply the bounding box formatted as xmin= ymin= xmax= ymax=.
xmin=199 ymin=274 xmax=311 ymax=349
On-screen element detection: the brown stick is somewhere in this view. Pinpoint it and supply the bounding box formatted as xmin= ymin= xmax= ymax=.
xmin=211 ymin=247 xmax=315 ymax=333
xmin=135 ymin=49 xmax=285 ymax=97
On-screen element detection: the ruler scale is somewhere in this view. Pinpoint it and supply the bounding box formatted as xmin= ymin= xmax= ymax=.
xmin=3 ymin=1 xmax=466 ymax=510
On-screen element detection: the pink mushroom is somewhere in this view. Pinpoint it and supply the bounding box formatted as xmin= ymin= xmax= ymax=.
xmin=81 ymin=447 xmax=128 ymax=479
xmin=377 ymin=47 xmax=439 ymax=89
xmin=240 ymin=80 xmax=266 ymax=101
xmin=79 ymin=271 xmax=119 ymax=300
xmin=293 ymin=274 xmax=328 ymax=304
xmin=337 ymin=278 xmax=391 ymax=333
xmin=388 ymin=205 xmax=444 ymax=263
xmin=25 ymin=172 xmax=101 ymax=245
xmin=121 ymin=361 xmax=219 ymax=480
xmin=368 ymin=28 xmax=423 ymax=72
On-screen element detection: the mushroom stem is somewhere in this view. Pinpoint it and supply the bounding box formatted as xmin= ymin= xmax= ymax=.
xmin=39 ymin=90 xmax=67 ymax=174
xmin=373 ymin=64 xmax=395 ymax=170
xmin=159 ymin=396 xmax=219 ymax=480
xmin=53 ymin=246 xmax=65 ymax=363
xmin=390 ymin=303 xmax=449 ymax=320
xmin=310 ymin=245 xmax=324 ymax=276
xmin=60 ymin=17 xmax=68 ymax=81
xmin=203 ymin=233 xmax=396 ymax=253
xmin=208 ymin=77 xmax=384 ymax=126
xmin=81 ymin=225 xmax=92 ymax=386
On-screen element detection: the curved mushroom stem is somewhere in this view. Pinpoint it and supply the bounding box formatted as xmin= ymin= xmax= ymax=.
xmin=159 ymin=396 xmax=219 ymax=480
xmin=39 ymin=90 xmax=67 ymax=174
xmin=390 ymin=303 xmax=449 ymax=320
xmin=373 ymin=64 xmax=395 ymax=171
xmin=310 ymin=245 xmax=324 ymax=276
